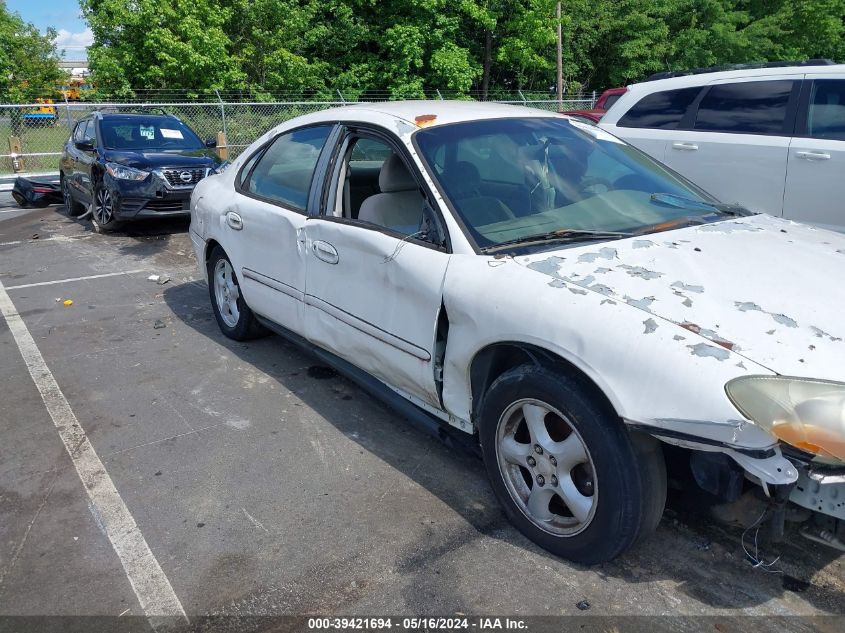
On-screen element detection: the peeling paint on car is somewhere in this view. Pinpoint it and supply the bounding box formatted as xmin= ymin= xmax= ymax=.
xmin=577 ymin=247 xmax=617 ymax=263
xmin=643 ymin=318 xmax=658 ymax=334
xmin=632 ymin=240 xmax=655 ymax=249
xmin=671 ymin=281 xmax=704 ymax=294
xmin=688 ymin=343 xmax=731 ymax=361
xmin=619 ymin=264 xmax=663 ymax=280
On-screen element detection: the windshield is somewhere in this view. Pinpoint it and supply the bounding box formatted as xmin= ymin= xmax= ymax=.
xmin=414 ymin=118 xmax=723 ymax=251
xmin=100 ymin=117 xmax=205 ymax=151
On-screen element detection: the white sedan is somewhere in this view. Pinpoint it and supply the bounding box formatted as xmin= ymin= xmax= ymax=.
xmin=191 ymin=101 xmax=845 ymax=563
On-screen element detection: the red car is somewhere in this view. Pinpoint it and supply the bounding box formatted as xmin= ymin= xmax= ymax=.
xmin=561 ymin=87 xmax=627 ymax=123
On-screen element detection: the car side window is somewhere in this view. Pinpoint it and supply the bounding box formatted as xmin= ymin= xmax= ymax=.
xmin=334 ymin=136 xmax=427 ymax=237
xmin=806 ymin=79 xmax=845 ymax=141
xmin=617 ymin=87 xmax=701 ymax=129
xmin=73 ymin=121 xmax=87 ymax=143
xmin=693 ymin=80 xmax=794 ymax=135
xmin=82 ymin=120 xmax=96 ymax=145
xmin=245 ymin=125 xmax=333 ymax=211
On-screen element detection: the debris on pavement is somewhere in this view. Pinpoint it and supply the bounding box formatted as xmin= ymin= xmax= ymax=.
xmin=62 ymin=299 xmax=73 ymax=307
xmin=153 ymin=319 xmax=166 ymax=329
xmin=576 ymin=600 xmax=591 ymax=611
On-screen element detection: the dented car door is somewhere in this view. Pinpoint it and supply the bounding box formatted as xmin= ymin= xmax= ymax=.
xmin=303 ymin=132 xmax=450 ymax=407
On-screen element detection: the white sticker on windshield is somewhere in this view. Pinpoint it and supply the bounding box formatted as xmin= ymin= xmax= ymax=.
xmin=161 ymin=128 xmax=184 ymax=139
xmin=139 ymin=125 xmax=155 ymax=140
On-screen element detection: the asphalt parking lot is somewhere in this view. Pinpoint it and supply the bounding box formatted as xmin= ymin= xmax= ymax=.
xmin=0 ymin=194 xmax=843 ymax=631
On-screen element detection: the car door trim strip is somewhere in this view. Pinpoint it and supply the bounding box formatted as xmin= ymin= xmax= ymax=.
xmin=304 ymin=293 xmax=432 ymax=362
xmin=241 ymin=267 xmax=304 ymax=302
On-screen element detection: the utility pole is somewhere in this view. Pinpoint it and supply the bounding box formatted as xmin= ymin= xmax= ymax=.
xmin=556 ymin=2 xmax=563 ymax=107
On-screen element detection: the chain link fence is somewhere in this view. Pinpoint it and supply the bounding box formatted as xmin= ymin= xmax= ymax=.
xmin=0 ymin=94 xmax=596 ymax=176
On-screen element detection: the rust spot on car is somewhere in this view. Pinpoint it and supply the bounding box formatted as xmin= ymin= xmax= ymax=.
xmin=414 ymin=114 xmax=437 ymax=127
xmin=680 ymin=322 xmax=702 ymax=334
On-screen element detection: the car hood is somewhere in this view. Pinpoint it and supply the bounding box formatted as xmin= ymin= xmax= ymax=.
xmin=517 ymin=214 xmax=845 ymax=381
xmin=102 ymin=148 xmax=219 ymax=169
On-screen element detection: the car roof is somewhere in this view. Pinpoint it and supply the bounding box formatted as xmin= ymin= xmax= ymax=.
xmin=298 ymin=100 xmax=561 ymax=127
xmin=626 ymin=63 xmax=845 ymax=93
xmin=94 ymin=112 xmax=179 ymax=121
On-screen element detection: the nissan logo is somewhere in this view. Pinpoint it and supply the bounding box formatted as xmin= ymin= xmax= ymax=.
xmin=179 ymin=171 xmax=193 ymax=183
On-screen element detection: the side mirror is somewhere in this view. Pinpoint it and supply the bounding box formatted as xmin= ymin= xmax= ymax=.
xmin=75 ymin=140 xmax=94 ymax=152
xmin=419 ymin=201 xmax=447 ymax=248
xmin=205 ymin=137 xmax=217 ymax=148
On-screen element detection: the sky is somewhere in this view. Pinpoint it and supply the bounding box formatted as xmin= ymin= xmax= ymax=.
xmin=6 ymin=0 xmax=92 ymax=59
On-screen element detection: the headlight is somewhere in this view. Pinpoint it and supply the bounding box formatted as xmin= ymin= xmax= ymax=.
xmin=106 ymin=162 xmax=149 ymax=181
xmin=726 ymin=376 xmax=845 ymax=465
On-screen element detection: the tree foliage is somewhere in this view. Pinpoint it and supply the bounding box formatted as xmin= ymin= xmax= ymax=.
xmin=0 ymin=5 xmax=64 ymax=103
xmin=81 ymin=0 xmax=845 ymax=97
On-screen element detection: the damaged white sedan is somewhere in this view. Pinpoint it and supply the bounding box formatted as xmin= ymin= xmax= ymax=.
xmin=190 ymin=102 xmax=845 ymax=564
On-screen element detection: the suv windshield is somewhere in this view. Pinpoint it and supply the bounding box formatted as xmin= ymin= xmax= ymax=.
xmin=415 ymin=118 xmax=725 ymax=251
xmin=100 ymin=117 xmax=205 ymax=151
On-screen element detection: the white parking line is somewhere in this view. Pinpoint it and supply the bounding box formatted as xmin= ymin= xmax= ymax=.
xmin=4 ymin=270 xmax=146 ymax=290
xmin=0 ymin=280 xmax=188 ymax=623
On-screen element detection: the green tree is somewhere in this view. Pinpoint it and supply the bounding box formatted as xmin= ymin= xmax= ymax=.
xmin=0 ymin=5 xmax=64 ymax=103
xmin=82 ymin=0 xmax=239 ymax=97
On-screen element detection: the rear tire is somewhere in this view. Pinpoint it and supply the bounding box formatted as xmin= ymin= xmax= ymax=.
xmin=61 ymin=176 xmax=84 ymax=216
xmin=207 ymin=245 xmax=268 ymax=341
xmin=479 ymin=364 xmax=666 ymax=564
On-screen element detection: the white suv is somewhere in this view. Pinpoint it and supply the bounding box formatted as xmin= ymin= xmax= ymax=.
xmin=600 ymin=61 xmax=845 ymax=231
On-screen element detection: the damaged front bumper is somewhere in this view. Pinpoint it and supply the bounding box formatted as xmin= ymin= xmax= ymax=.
xmin=104 ymin=171 xmax=201 ymax=220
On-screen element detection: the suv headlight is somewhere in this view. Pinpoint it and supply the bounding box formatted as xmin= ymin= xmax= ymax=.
xmin=726 ymin=376 xmax=845 ymax=465
xmin=106 ymin=162 xmax=149 ymax=181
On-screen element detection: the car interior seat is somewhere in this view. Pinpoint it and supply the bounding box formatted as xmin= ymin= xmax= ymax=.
xmin=443 ymin=161 xmax=514 ymax=225
xmin=358 ymin=153 xmax=424 ymax=234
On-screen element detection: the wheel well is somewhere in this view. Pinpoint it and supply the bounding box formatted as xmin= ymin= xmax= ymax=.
xmin=469 ymin=343 xmax=619 ymax=423
xmin=205 ymin=239 xmax=221 ymax=266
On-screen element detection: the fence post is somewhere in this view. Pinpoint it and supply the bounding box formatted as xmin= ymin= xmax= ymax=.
xmin=436 ymin=89 xmax=443 ymax=101
xmin=9 ymin=136 xmax=23 ymax=173
xmin=592 ymin=90 xmax=596 ymax=106
xmin=63 ymin=93 xmax=73 ymax=131
xmin=518 ymin=90 xmax=527 ymax=105
xmin=336 ymin=89 xmax=346 ymax=104
xmin=216 ymin=131 xmax=229 ymax=162
xmin=214 ymin=89 xmax=228 ymax=141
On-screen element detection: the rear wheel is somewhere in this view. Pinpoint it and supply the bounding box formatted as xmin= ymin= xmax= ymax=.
xmin=90 ymin=184 xmax=123 ymax=232
xmin=207 ymin=246 xmax=268 ymax=341
xmin=479 ymin=365 xmax=666 ymax=564
xmin=61 ymin=176 xmax=84 ymax=216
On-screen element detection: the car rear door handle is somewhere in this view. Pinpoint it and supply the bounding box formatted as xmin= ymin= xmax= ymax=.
xmin=226 ymin=211 xmax=243 ymax=230
xmin=312 ymin=240 xmax=339 ymax=265
xmin=795 ymin=150 xmax=831 ymax=161
xmin=671 ymin=142 xmax=699 ymax=151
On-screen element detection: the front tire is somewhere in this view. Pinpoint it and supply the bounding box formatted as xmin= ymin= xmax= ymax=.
xmin=90 ymin=183 xmax=123 ymax=232
xmin=207 ymin=246 xmax=268 ymax=341
xmin=479 ymin=365 xmax=666 ymax=564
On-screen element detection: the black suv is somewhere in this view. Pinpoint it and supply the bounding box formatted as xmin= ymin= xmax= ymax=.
xmin=60 ymin=111 xmax=223 ymax=231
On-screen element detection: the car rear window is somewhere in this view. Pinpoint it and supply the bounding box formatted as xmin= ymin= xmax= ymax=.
xmin=617 ymin=87 xmax=701 ymax=129
xmin=693 ymin=80 xmax=794 ymax=135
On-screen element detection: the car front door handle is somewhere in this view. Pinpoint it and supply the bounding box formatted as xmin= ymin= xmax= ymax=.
xmin=671 ymin=142 xmax=699 ymax=151
xmin=312 ymin=240 xmax=339 ymax=265
xmin=226 ymin=211 xmax=243 ymax=230
xmin=795 ymin=150 xmax=831 ymax=161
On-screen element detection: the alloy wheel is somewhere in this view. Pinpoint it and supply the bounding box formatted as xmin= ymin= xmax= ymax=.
xmin=94 ymin=188 xmax=114 ymax=225
xmin=495 ymin=398 xmax=597 ymax=536
xmin=213 ymin=259 xmax=241 ymax=328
